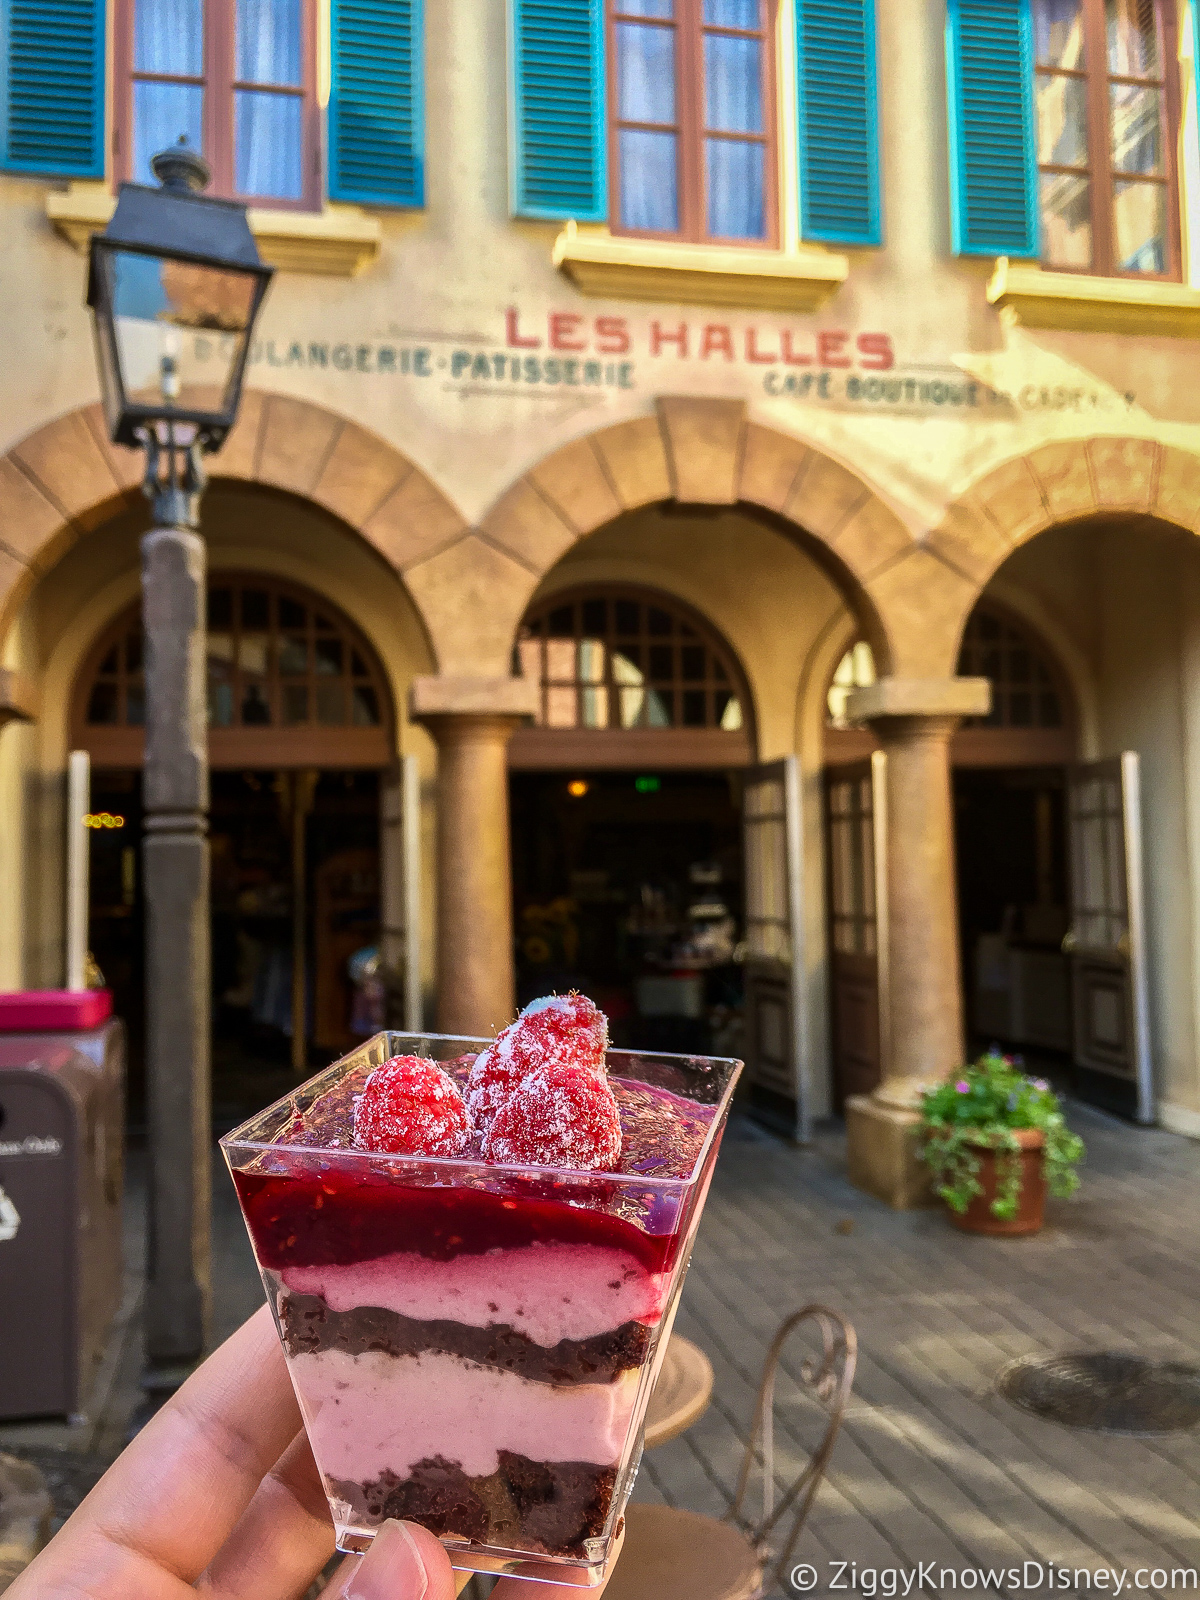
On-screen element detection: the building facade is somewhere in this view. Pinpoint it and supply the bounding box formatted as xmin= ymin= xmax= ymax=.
xmin=1 ymin=0 xmax=1199 ymax=1199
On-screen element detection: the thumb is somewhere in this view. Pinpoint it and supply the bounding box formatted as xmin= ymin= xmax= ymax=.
xmin=324 ymin=1519 xmax=460 ymax=1600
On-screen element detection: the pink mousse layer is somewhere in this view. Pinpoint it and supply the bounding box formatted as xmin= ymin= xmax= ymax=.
xmin=292 ymin=1349 xmax=642 ymax=1481
xmin=280 ymin=1242 xmax=667 ymax=1347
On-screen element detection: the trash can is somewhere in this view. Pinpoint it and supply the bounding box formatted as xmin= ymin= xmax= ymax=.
xmin=0 ymin=990 xmax=125 ymax=1420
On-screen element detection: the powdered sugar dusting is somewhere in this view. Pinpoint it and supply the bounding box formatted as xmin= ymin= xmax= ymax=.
xmin=353 ymin=1056 xmax=469 ymax=1156
xmin=482 ymin=1062 xmax=623 ymax=1171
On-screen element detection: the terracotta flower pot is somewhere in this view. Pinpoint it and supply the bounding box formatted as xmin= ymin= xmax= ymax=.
xmin=947 ymin=1127 xmax=1047 ymax=1236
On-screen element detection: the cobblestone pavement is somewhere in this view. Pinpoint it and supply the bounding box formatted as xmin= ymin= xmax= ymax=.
xmin=639 ymin=1105 xmax=1200 ymax=1598
xmin=3 ymin=1104 xmax=1198 ymax=1595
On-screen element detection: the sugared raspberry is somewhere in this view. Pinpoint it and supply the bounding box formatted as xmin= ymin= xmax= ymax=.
xmin=465 ymin=994 xmax=608 ymax=1130
xmin=482 ymin=1062 xmax=622 ymax=1171
xmin=352 ymin=1056 xmax=469 ymax=1156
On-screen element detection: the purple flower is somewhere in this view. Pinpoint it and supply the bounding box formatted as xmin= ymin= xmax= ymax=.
xmin=956 ymin=1080 xmax=970 ymax=1093
xmin=1032 ymin=1077 xmax=1050 ymax=1092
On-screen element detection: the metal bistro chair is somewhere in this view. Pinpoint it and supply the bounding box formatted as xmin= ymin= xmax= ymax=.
xmin=605 ymin=1306 xmax=858 ymax=1600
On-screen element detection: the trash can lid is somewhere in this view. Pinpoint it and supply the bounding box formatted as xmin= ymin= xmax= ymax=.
xmin=0 ymin=990 xmax=113 ymax=1032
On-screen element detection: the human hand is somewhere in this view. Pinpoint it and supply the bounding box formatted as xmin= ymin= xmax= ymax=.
xmin=10 ymin=1304 xmax=620 ymax=1600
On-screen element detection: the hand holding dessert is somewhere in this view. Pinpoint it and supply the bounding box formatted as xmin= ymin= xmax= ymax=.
xmin=224 ymin=992 xmax=741 ymax=1585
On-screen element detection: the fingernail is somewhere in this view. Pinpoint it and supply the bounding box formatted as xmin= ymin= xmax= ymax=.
xmin=345 ymin=1519 xmax=431 ymax=1600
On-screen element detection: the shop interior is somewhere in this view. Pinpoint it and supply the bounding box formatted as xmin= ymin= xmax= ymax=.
xmin=88 ymin=768 xmax=381 ymax=1133
xmin=509 ymin=769 xmax=746 ymax=1057
xmin=954 ymin=765 xmax=1072 ymax=1073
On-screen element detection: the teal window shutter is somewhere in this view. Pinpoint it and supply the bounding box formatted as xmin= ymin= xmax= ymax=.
xmin=796 ymin=0 xmax=881 ymax=246
xmin=329 ymin=0 xmax=424 ymax=207
xmin=511 ymin=0 xmax=606 ymax=222
xmin=945 ymin=0 xmax=1039 ymax=256
xmin=0 ymin=0 xmax=104 ymax=178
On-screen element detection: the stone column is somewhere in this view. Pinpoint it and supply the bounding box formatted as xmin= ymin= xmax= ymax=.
xmin=843 ymin=676 xmax=991 ymax=1208
xmin=141 ymin=525 xmax=210 ymax=1367
xmin=409 ymin=677 xmax=538 ymax=1037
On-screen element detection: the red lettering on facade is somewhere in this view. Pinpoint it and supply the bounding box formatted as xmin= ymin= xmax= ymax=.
xmin=595 ymin=316 xmax=631 ymax=354
xmin=745 ymin=328 xmax=778 ymax=364
xmin=780 ymin=331 xmax=812 ymax=366
xmin=549 ymin=313 xmax=586 ymax=351
xmin=856 ymin=332 xmax=894 ymax=371
xmin=700 ymin=324 xmax=735 ymax=360
xmin=505 ymin=309 xmax=541 ymax=348
xmin=650 ymin=321 xmax=689 ymax=356
xmin=817 ymin=331 xmax=851 ymax=368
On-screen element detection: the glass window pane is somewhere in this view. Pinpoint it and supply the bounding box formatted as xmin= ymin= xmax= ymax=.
xmin=581 ymin=598 xmax=607 ymax=635
xmin=352 ymin=685 xmax=380 ymax=725
xmin=209 ymin=588 xmax=233 ymax=628
xmin=1106 ymin=0 xmax=1159 ymax=76
xmin=581 ymin=686 xmax=609 ymax=727
xmin=649 ymin=645 xmax=673 ymax=679
xmin=208 ymin=683 xmax=233 ymax=726
xmin=1033 ymin=0 xmax=1085 ymax=67
xmin=682 ymin=689 xmax=706 ymax=726
xmin=619 ymin=686 xmax=645 ymax=726
xmin=99 ymin=646 xmax=119 ymax=675
xmin=614 ymin=600 xmax=640 ymax=634
xmin=88 ymin=682 xmax=119 ymax=724
xmin=242 ymin=588 xmax=269 ymax=626
xmin=720 ymin=695 xmax=743 ymax=731
xmin=125 ymin=685 xmax=145 ymax=726
xmin=613 ymin=645 xmax=642 ymax=679
xmin=578 ymin=640 xmax=606 ymax=684
xmin=648 ymin=607 xmax=671 ymax=635
xmin=1113 ymin=178 xmax=1167 ymax=271
xmin=647 ymin=688 xmax=673 ymax=725
xmin=1037 ymin=71 xmax=1089 ymax=165
xmin=545 ymin=639 xmax=575 ymax=678
xmin=283 ymin=684 xmax=308 ymax=724
xmin=351 ymin=649 xmax=368 ymax=677
xmin=316 ymin=683 xmax=346 ymax=724
xmin=616 ymin=22 xmax=675 ymax=121
xmin=681 ymin=646 xmax=705 ymax=680
xmin=278 ymin=596 xmax=305 ymax=628
xmin=132 ymin=82 xmax=204 ymax=185
xmin=238 ymin=634 xmax=270 ymax=674
xmin=705 ymin=34 xmax=762 ymax=132
xmin=241 ymin=683 xmax=272 ymax=724
xmin=135 ymin=0 xmax=203 ymax=75
xmin=704 ymin=0 xmax=760 ymax=25
xmin=546 ymin=686 xmax=576 ymax=727
xmin=278 ymin=636 xmax=307 ymax=674
xmin=619 ymin=129 xmax=679 ymax=230
xmin=125 ymin=631 xmax=144 ymax=672
xmin=1040 ymin=170 xmax=1092 ymax=266
xmin=1109 ymin=82 xmax=1163 ymax=174
xmin=547 ymin=606 xmax=573 ymax=637
xmin=615 ymin=0 xmax=673 ymax=16
xmin=706 ymin=138 xmax=765 ymax=238
xmin=235 ymin=90 xmax=303 ymax=199
xmin=237 ymin=0 xmax=303 ymax=85
xmin=315 ymin=637 xmax=344 ymax=675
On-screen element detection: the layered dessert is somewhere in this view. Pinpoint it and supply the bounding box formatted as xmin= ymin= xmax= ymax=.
xmin=224 ymin=997 xmax=740 ymax=1580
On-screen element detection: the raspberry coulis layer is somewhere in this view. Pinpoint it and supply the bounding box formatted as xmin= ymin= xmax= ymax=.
xmin=235 ymin=1162 xmax=690 ymax=1272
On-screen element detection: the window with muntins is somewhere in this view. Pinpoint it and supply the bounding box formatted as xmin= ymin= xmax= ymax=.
xmin=1033 ymin=0 xmax=1180 ymax=276
xmin=956 ymin=606 xmax=1064 ymax=729
xmin=115 ymin=0 xmax=319 ymax=208
xmin=517 ymin=591 xmax=746 ymax=732
xmin=608 ymin=0 xmax=776 ymax=243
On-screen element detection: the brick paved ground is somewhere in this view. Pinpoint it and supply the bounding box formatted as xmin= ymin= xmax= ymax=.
xmin=639 ymin=1105 xmax=1200 ymax=1598
xmin=3 ymin=1102 xmax=1198 ymax=1596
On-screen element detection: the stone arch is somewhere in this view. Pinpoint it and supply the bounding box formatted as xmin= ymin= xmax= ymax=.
xmin=0 ymin=392 xmax=469 ymax=662
xmin=431 ymin=397 xmax=918 ymax=680
xmin=925 ymin=436 xmax=1200 ymax=675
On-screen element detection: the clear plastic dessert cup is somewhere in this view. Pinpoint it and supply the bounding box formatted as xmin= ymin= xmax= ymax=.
xmin=221 ymin=1031 xmax=742 ymax=1587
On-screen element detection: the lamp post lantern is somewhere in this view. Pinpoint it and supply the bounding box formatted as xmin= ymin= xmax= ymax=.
xmin=86 ymin=144 xmax=272 ymax=1384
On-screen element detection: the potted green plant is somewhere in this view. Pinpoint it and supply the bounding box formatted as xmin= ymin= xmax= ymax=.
xmin=918 ymin=1052 xmax=1084 ymax=1236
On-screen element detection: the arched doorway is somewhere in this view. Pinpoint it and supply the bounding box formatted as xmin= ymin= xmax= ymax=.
xmin=72 ymin=575 xmax=395 ymax=1128
xmin=508 ymin=585 xmax=754 ymax=1054
xmin=822 ymin=601 xmax=1081 ymax=1107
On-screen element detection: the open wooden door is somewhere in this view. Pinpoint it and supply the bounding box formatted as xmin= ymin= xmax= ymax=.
xmin=380 ymin=753 xmax=423 ymax=1032
xmin=742 ymin=756 xmax=810 ymax=1140
xmin=1065 ymin=752 xmax=1152 ymax=1122
xmin=824 ymin=753 xmax=889 ymax=1108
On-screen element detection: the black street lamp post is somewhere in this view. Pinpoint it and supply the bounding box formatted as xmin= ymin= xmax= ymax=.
xmin=86 ymin=145 xmax=272 ymax=1384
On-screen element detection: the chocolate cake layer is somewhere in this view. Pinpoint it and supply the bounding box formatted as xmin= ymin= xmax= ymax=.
xmin=329 ymin=1451 xmax=616 ymax=1558
xmin=280 ymin=1292 xmax=649 ymax=1385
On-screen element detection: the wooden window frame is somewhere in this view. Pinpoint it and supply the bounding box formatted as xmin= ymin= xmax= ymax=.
xmin=606 ymin=0 xmax=779 ymax=247
xmin=113 ymin=0 xmax=322 ymax=212
xmin=72 ymin=577 xmax=394 ymax=770
xmin=1034 ymin=0 xmax=1183 ymax=280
